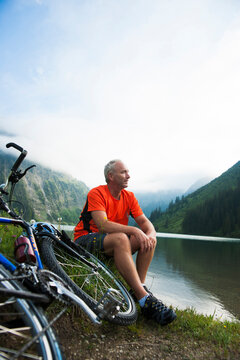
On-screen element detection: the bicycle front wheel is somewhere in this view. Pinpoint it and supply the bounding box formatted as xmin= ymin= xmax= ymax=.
xmin=39 ymin=236 xmax=137 ymax=325
xmin=0 ymin=265 xmax=63 ymax=360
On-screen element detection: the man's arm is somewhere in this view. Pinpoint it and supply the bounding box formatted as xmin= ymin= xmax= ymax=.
xmin=91 ymin=210 xmax=140 ymax=236
xmin=91 ymin=210 xmax=156 ymax=252
xmin=134 ymin=214 xmax=156 ymax=239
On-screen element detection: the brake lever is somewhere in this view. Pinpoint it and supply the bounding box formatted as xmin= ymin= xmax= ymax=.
xmin=9 ymin=165 xmax=36 ymax=184
xmin=21 ymin=165 xmax=36 ymax=178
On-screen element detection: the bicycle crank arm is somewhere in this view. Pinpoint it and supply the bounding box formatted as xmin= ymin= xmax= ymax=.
xmin=48 ymin=280 xmax=101 ymax=325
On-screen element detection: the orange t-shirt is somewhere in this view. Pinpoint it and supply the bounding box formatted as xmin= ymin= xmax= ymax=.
xmin=74 ymin=185 xmax=143 ymax=240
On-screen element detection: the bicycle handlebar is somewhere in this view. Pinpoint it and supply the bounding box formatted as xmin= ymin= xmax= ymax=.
xmin=6 ymin=143 xmax=28 ymax=173
xmin=6 ymin=143 xmax=24 ymax=152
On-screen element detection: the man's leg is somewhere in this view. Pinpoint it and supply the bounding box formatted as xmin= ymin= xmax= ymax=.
xmin=103 ymin=232 xmax=148 ymax=300
xmin=103 ymin=232 xmax=177 ymax=326
xmin=129 ymin=235 xmax=156 ymax=284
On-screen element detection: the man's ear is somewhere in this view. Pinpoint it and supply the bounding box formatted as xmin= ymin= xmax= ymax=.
xmin=108 ymin=171 xmax=114 ymax=182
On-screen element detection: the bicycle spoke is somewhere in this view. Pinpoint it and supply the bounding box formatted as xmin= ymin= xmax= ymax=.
xmin=0 ymin=347 xmax=42 ymax=360
xmin=0 ymin=324 xmax=30 ymax=337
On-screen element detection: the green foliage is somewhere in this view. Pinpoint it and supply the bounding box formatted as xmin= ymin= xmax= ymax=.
xmin=0 ymin=224 xmax=22 ymax=258
xmin=58 ymin=207 xmax=82 ymax=225
xmin=170 ymin=308 xmax=240 ymax=351
xmin=149 ymin=206 xmax=162 ymax=222
xmin=182 ymin=182 xmax=240 ymax=236
xmin=151 ymin=161 xmax=240 ymax=237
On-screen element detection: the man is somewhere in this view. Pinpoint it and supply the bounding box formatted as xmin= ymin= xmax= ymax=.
xmin=74 ymin=160 xmax=176 ymax=326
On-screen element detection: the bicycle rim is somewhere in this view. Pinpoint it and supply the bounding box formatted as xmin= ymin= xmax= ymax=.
xmin=0 ymin=266 xmax=63 ymax=360
xmin=39 ymin=237 xmax=137 ymax=325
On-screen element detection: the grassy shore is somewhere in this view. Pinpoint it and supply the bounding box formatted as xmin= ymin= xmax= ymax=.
xmin=54 ymin=305 xmax=240 ymax=360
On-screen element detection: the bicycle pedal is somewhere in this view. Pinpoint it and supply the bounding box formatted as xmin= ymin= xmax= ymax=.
xmin=95 ymin=288 xmax=122 ymax=320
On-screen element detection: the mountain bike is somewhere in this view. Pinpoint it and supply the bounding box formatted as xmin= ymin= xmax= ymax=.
xmin=0 ymin=143 xmax=137 ymax=328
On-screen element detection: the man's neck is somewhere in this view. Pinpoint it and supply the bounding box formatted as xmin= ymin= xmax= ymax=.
xmin=107 ymin=184 xmax=122 ymax=200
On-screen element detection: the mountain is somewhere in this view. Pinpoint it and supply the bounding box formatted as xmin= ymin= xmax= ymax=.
xmin=151 ymin=161 xmax=240 ymax=238
xmin=184 ymin=176 xmax=212 ymax=196
xmin=136 ymin=177 xmax=213 ymax=217
xmin=134 ymin=189 xmax=184 ymax=217
xmin=0 ymin=150 xmax=89 ymax=224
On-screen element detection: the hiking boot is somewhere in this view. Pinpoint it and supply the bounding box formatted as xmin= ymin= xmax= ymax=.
xmin=129 ymin=285 xmax=153 ymax=302
xmin=141 ymin=295 xmax=177 ymax=326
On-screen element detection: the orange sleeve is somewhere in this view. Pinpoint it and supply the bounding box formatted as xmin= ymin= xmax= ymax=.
xmin=87 ymin=187 xmax=106 ymax=212
xmin=129 ymin=192 xmax=143 ymax=218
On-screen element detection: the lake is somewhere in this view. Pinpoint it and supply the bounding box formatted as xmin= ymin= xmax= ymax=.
xmin=145 ymin=236 xmax=240 ymax=322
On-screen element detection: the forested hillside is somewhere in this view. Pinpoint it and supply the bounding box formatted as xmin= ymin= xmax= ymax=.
xmin=150 ymin=161 xmax=240 ymax=238
xmin=0 ymin=150 xmax=89 ymax=224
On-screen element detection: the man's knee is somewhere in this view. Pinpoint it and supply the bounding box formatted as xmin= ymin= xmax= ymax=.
xmin=104 ymin=232 xmax=131 ymax=252
xmin=153 ymin=237 xmax=157 ymax=248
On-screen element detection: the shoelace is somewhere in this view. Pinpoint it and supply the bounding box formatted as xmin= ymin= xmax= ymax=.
xmin=146 ymin=297 xmax=168 ymax=313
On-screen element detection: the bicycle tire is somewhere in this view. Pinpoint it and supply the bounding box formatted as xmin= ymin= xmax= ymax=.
xmin=0 ymin=265 xmax=64 ymax=360
xmin=38 ymin=236 xmax=137 ymax=325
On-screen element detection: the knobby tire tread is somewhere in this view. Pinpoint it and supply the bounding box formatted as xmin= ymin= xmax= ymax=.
xmin=38 ymin=236 xmax=137 ymax=325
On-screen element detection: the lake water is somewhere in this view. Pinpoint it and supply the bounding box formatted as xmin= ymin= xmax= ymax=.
xmin=145 ymin=236 xmax=240 ymax=322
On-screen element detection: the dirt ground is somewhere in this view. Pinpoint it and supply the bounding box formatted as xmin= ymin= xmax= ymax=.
xmin=54 ymin=311 xmax=238 ymax=360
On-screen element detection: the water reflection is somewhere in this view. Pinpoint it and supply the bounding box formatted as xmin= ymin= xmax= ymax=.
xmin=145 ymin=237 xmax=240 ymax=322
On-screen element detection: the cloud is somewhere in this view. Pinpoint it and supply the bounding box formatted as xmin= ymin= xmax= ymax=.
xmin=0 ymin=1 xmax=240 ymax=191
xmin=0 ymin=129 xmax=16 ymax=138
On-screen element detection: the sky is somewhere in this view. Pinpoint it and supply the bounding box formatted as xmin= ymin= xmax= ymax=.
xmin=0 ymin=0 xmax=240 ymax=192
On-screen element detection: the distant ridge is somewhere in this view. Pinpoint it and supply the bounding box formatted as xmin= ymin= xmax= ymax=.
xmin=0 ymin=150 xmax=88 ymax=224
xmin=151 ymin=161 xmax=240 ymax=238
xmin=184 ymin=176 xmax=212 ymax=196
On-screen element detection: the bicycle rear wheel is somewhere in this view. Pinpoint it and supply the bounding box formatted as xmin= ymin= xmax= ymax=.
xmin=0 ymin=265 xmax=63 ymax=360
xmin=39 ymin=236 xmax=137 ymax=325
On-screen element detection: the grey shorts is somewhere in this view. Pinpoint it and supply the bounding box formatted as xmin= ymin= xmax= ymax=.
xmin=75 ymin=233 xmax=107 ymax=253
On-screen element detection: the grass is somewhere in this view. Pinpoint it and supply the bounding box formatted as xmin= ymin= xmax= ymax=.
xmin=165 ymin=308 xmax=240 ymax=350
xmin=0 ymin=223 xmax=22 ymax=258
xmin=120 ymin=304 xmax=240 ymax=351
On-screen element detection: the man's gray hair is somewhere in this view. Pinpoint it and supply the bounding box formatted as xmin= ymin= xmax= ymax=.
xmin=104 ymin=159 xmax=121 ymax=183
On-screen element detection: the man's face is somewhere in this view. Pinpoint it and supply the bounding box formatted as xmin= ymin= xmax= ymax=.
xmin=109 ymin=161 xmax=130 ymax=189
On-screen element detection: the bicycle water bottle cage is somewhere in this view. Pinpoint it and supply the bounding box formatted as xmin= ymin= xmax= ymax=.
xmin=95 ymin=288 xmax=122 ymax=320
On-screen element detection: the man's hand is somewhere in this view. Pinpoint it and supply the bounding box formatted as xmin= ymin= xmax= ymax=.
xmin=132 ymin=227 xmax=156 ymax=252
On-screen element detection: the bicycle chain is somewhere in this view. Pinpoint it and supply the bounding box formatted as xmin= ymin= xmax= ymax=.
xmin=37 ymin=269 xmax=73 ymax=305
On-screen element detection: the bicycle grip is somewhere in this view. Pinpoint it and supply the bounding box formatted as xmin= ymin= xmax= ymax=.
xmin=6 ymin=143 xmax=24 ymax=152
xmin=6 ymin=143 xmax=28 ymax=172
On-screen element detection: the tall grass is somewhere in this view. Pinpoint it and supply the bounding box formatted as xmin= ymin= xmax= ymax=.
xmin=0 ymin=224 xmax=22 ymax=258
